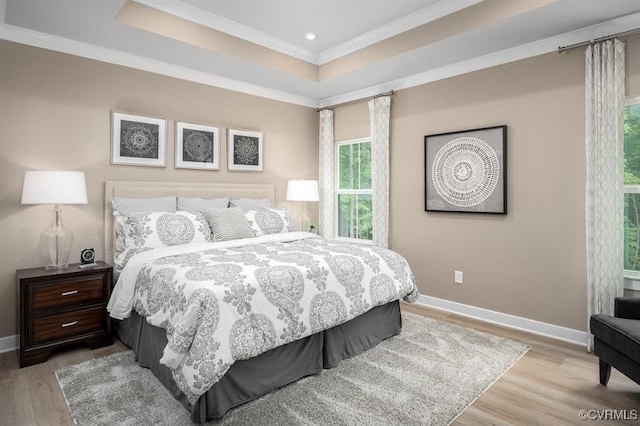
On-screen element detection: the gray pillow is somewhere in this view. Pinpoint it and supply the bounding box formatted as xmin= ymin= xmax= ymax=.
xmin=202 ymin=207 xmax=256 ymax=242
xmin=111 ymin=196 xmax=177 ymax=213
xmin=178 ymin=197 xmax=230 ymax=211
xmin=229 ymin=198 xmax=271 ymax=210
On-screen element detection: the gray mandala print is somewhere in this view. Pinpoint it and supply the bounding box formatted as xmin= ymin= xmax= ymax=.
xmin=233 ymin=136 xmax=259 ymax=165
xmin=432 ymin=136 xmax=500 ymax=207
xmin=255 ymin=265 xmax=307 ymax=340
xmin=120 ymin=120 xmax=159 ymax=159
xmin=326 ymin=255 xmax=369 ymax=316
xmin=369 ymin=274 xmax=396 ymax=306
xmin=229 ymin=314 xmax=277 ymax=359
xmin=309 ymin=291 xmax=347 ymax=333
xmin=255 ymin=210 xmax=284 ymax=234
xmin=183 ymin=129 xmax=213 ymax=163
xmin=156 ymin=214 xmax=196 ymax=246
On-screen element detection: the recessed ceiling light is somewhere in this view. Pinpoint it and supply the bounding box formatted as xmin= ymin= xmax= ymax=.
xmin=304 ymin=32 xmax=318 ymax=41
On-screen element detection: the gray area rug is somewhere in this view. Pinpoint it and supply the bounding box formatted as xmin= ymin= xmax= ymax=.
xmin=56 ymin=312 xmax=529 ymax=425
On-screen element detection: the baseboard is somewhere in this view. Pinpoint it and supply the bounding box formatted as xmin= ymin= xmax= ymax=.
xmin=0 ymin=334 xmax=17 ymax=354
xmin=415 ymin=294 xmax=588 ymax=347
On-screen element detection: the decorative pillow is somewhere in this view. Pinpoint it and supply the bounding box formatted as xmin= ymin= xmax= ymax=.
xmin=111 ymin=196 xmax=177 ymax=213
xmin=116 ymin=211 xmax=212 ymax=251
xmin=177 ymin=197 xmax=230 ymax=211
xmin=229 ymin=198 xmax=271 ymax=210
xmin=112 ymin=197 xmax=178 ymax=258
xmin=244 ymin=208 xmax=294 ymax=236
xmin=202 ymin=207 xmax=256 ymax=242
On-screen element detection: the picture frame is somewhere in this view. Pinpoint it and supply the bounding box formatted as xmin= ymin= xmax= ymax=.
xmin=111 ymin=112 xmax=166 ymax=167
xmin=175 ymin=121 xmax=220 ymax=170
xmin=227 ymin=129 xmax=263 ymax=172
xmin=424 ymin=125 xmax=507 ymax=214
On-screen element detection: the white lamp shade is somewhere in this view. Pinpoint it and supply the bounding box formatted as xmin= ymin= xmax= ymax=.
xmin=286 ymin=180 xmax=319 ymax=202
xmin=21 ymin=171 xmax=88 ymax=205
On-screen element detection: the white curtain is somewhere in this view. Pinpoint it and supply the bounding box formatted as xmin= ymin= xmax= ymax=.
xmin=369 ymin=96 xmax=391 ymax=248
xmin=585 ymin=39 xmax=625 ymax=349
xmin=319 ymin=109 xmax=335 ymax=239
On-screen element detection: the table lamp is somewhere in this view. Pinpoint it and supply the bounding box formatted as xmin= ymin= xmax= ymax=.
xmin=21 ymin=170 xmax=88 ymax=270
xmin=286 ymin=180 xmax=319 ymax=232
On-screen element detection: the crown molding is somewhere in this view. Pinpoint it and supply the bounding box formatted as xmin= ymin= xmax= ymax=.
xmin=134 ymin=0 xmax=483 ymax=66
xmin=319 ymin=10 xmax=640 ymax=108
xmin=317 ymin=0 xmax=483 ymax=65
xmin=0 ymin=23 xmax=318 ymax=108
xmin=133 ymin=0 xmax=319 ymax=64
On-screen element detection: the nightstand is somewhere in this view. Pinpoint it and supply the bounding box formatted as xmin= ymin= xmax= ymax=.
xmin=17 ymin=261 xmax=113 ymax=367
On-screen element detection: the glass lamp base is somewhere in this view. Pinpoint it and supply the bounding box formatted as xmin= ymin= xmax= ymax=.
xmin=41 ymin=207 xmax=73 ymax=270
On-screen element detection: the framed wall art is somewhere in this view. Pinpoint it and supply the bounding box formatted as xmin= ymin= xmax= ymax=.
xmin=175 ymin=121 xmax=220 ymax=170
xmin=424 ymin=125 xmax=507 ymax=214
xmin=111 ymin=112 xmax=166 ymax=167
xmin=227 ymin=129 xmax=263 ymax=171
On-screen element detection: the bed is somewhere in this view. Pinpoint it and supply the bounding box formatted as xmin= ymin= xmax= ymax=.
xmin=104 ymin=181 xmax=418 ymax=423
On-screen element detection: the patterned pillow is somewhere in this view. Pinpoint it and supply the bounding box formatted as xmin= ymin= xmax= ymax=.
xmin=113 ymin=211 xmax=212 ymax=278
xmin=116 ymin=211 xmax=212 ymax=250
xmin=202 ymin=207 xmax=256 ymax=242
xmin=244 ymin=208 xmax=294 ymax=236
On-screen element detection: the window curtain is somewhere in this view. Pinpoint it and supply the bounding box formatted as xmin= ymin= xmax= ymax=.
xmin=369 ymin=96 xmax=391 ymax=248
xmin=585 ymin=39 xmax=625 ymax=350
xmin=318 ymin=109 xmax=335 ymax=239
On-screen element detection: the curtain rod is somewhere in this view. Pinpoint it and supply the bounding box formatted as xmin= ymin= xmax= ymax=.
xmin=558 ymin=28 xmax=640 ymax=53
xmin=316 ymin=90 xmax=395 ymax=112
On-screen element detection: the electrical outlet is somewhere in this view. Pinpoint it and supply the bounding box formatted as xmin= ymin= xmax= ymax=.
xmin=454 ymin=270 xmax=463 ymax=284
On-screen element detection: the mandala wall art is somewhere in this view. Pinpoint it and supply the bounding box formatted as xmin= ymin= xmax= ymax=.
xmin=175 ymin=121 xmax=220 ymax=170
xmin=424 ymin=125 xmax=507 ymax=214
xmin=228 ymin=129 xmax=263 ymax=171
xmin=111 ymin=112 xmax=166 ymax=167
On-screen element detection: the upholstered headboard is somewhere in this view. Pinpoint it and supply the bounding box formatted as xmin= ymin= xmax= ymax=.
xmin=103 ymin=181 xmax=275 ymax=263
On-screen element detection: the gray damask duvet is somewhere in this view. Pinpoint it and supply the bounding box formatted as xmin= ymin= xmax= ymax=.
xmin=107 ymin=232 xmax=418 ymax=403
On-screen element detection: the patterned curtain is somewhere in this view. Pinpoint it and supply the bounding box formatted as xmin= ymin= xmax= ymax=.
xmin=318 ymin=109 xmax=335 ymax=239
xmin=369 ymin=96 xmax=391 ymax=248
xmin=585 ymin=39 xmax=625 ymax=350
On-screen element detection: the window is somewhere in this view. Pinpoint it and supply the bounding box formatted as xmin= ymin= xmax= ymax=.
xmin=624 ymin=99 xmax=640 ymax=278
xmin=335 ymin=138 xmax=372 ymax=241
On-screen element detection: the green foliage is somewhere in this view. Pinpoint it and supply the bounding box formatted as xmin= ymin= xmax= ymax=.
xmin=338 ymin=142 xmax=373 ymax=240
xmin=625 ymin=105 xmax=640 ymax=270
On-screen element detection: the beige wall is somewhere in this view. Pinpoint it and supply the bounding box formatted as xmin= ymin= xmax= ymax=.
xmin=0 ymin=41 xmax=318 ymax=338
xmin=4 ymin=34 xmax=639 ymax=340
xmin=336 ymin=35 xmax=640 ymax=332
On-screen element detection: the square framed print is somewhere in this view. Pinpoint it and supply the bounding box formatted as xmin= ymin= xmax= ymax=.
xmin=111 ymin=112 xmax=166 ymax=167
xmin=175 ymin=121 xmax=220 ymax=170
xmin=424 ymin=125 xmax=507 ymax=214
xmin=227 ymin=129 xmax=263 ymax=171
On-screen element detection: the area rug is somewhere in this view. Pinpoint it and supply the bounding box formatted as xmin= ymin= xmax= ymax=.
xmin=56 ymin=312 xmax=529 ymax=425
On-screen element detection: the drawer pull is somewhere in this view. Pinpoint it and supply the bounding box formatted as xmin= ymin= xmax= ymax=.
xmin=61 ymin=321 xmax=78 ymax=328
xmin=61 ymin=290 xmax=79 ymax=296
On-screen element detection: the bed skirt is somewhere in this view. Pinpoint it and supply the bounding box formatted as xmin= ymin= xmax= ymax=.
xmin=114 ymin=300 xmax=402 ymax=423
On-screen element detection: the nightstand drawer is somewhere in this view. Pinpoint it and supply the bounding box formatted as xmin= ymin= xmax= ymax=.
xmin=31 ymin=307 xmax=104 ymax=344
xmin=32 ymin=277 xmax=106 ymax=310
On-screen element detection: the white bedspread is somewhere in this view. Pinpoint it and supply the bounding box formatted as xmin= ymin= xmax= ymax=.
xmin=107 ymin=233 xmax=418 ymax=403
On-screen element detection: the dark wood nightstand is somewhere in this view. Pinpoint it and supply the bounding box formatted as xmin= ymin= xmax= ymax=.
xmin=16 ymin=261 xmax=114 ymax=367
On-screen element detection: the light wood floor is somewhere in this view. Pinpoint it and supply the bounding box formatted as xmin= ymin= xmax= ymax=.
xmin=1 ymin=305 xmax=638 ymax=425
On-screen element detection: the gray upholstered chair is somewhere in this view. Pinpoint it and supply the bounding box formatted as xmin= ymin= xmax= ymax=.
xmin=590 ymin=297 xmax=640 ymax=386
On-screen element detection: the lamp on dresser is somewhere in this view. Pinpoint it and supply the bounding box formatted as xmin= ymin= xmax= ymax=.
xmin=286 ymin=179 xmax=319 ymax=232
xmin=21 ymin=170 xmax=88 ymax=270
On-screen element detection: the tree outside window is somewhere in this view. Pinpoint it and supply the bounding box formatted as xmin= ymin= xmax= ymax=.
xmin=336 ymin=139 xmax=372 ymax=241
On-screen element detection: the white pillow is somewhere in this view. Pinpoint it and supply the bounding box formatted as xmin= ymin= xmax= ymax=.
xmin=119 ymin=211 xmax=212 ymax=249
xmin=230 ymin=198 xmax=271 ymax=210
xmin=244 ymin=208 xmax=294 ymax=236
xmin=111 ymin=196 xmax=177 ymax=213
xmin=202 ymin=207 xmax=255 ymax=242
xmin=177 ymin=197 xmax=230 ymax=211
